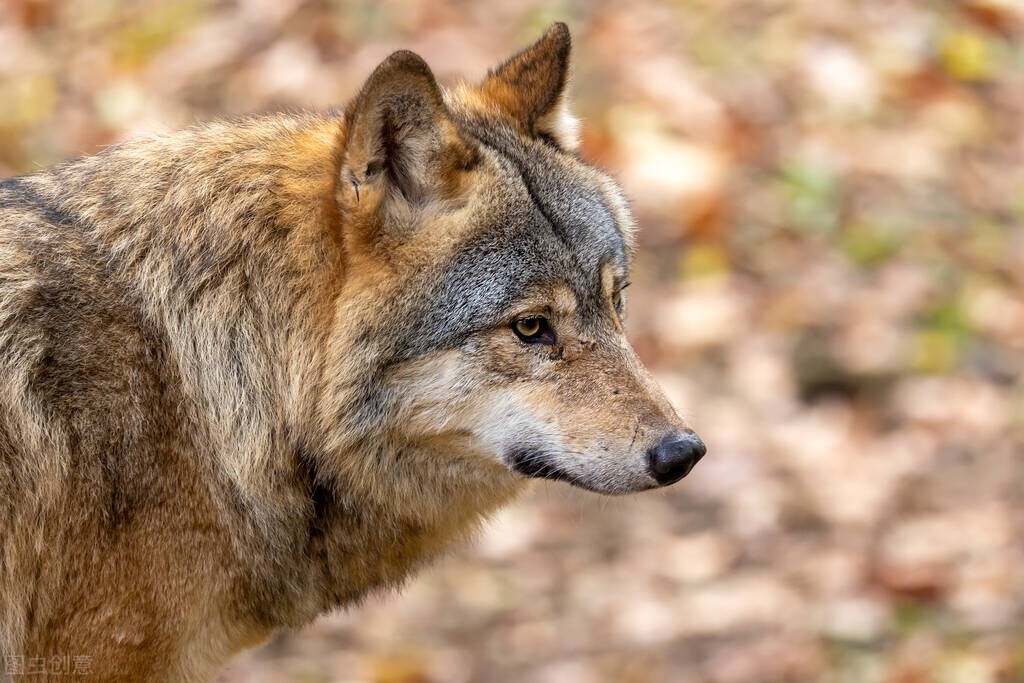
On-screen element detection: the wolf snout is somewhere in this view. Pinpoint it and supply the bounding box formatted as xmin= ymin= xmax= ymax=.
xmin=647 ymin=430 xmax=707 ymax=486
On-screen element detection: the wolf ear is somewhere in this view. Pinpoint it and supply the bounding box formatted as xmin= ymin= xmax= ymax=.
xmin=478 ymin=22 xmax=579 ymax=151
xmin=341 ymin=50 xmax=466 ymax=208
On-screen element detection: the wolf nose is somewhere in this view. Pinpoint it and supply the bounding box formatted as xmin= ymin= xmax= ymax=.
xmin=647 ymin=431 xmax=706 ymax=486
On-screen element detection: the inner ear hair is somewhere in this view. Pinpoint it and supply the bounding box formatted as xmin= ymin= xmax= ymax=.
xmin=341 ymin=50 xmax=453 ymax=205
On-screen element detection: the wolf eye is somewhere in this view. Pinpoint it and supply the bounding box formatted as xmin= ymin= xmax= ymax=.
xmin=512 ymin=316 xmax=555 ymax=345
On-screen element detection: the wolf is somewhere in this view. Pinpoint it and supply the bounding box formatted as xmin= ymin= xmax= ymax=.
xmin=0 ymin=23 xmax=706 ymax=681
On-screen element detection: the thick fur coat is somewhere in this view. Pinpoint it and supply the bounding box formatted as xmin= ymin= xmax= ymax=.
xmin=0 ymin=25 xmax=703 ymax=681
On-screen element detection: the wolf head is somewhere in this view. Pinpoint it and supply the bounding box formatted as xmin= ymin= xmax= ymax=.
xmin=320 ymin=24 xmax=705 ymax=498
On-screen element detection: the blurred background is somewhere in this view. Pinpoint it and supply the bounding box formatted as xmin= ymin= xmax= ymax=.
xmin=2 ymin=1 xmax=1023 ymax=681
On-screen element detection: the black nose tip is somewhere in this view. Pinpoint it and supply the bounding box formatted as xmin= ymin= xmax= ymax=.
xmin=647 ymin=431 xmax=706 ymax=486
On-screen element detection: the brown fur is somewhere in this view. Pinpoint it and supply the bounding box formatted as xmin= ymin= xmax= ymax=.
xmin=0 ymin=25 xmax=698 ymax=681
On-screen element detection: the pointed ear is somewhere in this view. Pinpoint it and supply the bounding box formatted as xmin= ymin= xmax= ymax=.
xmin=341 ymin=50 xmax=468 ymax=208
xmin=478 ymin=22 xmax=579 ymax=151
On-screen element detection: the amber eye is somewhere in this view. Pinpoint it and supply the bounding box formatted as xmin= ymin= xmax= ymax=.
xmin=512 ymin=316 xmax=555 ymax=345
xmin=611 ymin=289 xmax=622 ymax=311
xmin=516 ymin=318 xmax=540 ymax=336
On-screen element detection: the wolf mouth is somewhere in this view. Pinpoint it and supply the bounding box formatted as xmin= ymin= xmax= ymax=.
xmin=506 ymin=447 xmax=623 ymax=493
xmin=507 ymin=447 xmax=574 ymax=483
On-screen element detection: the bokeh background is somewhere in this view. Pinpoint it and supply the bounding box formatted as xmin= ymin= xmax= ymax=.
xmin=3 ymin=1 xmax=1024 ymax=681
